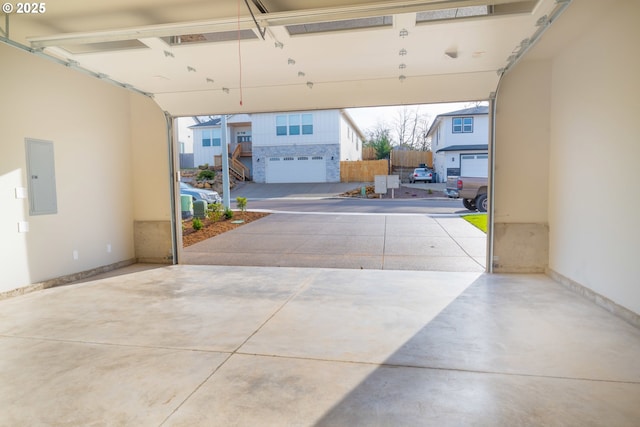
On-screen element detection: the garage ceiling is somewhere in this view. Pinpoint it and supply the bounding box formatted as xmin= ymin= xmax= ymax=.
xmin=3 ymin=0 xmax=568 ymax=116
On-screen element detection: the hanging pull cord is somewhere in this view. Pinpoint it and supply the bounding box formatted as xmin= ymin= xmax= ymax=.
xmin=237 ymin=0 xmax=244 ymax=106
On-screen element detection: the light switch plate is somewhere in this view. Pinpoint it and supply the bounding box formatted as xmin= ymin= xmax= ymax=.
xmin=18 ymin=221 xmax=29 ymax=233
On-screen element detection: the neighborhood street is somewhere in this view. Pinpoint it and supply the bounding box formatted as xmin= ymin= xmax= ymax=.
xmin=244 ymin=197 xmax=467 ymax=215
xmin=229 ymin=182 xmax=468 ymax=215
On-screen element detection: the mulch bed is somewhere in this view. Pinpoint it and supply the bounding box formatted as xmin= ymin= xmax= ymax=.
xmin=182 ymin=211 xmax=270 ymax=247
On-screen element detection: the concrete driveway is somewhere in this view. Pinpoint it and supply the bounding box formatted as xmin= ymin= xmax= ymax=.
xmin=182 ymin=212 xmax=486 ymax=271
xmin=183 ymin=182 xmax=486 ymax=271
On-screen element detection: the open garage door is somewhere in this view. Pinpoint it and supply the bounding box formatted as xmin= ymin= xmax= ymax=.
xmin=266 ymin=156 xmax=326 ymax=183
xmin=461 ymin=154 xmax=488 ymax=178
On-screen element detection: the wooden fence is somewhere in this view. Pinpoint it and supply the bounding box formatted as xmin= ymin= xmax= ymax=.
xmin=362 ymin=146 xmax=377 ymax=160
xmin=361 ymin=147 xmax=432 ymax=167
xmin=391 ymin=150 xmax=432 ymax=168
xmin=340 ymin=160 xmax=388 ymax=182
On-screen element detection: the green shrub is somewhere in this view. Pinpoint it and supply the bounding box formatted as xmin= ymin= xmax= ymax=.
xmin=208 ymin=203 xmax=223 ymax=221
xmin=192 ymin=217 xmax=203 ymax=231
xmin=224 ymin=207 xmax=234 ymax=219
xmin=236 ymin=197 xmax=247 ymax=213
xmin=196 ymin=169 xmax=215 ymax=181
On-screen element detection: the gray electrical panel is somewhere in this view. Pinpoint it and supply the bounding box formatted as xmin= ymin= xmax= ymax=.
xmin=25 ymin=139 xmax=58 ymax=216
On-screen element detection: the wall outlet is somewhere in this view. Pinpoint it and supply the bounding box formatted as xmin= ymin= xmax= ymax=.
xmin=17 ymin=221 xmax=29 ymax=233
xmin=107 ymin=244 xmax=112 ymax=253
xmin=15 ymin=187 xmax=27 ymax=199
xmin=73 ymin=250 xmax=79 ymax=260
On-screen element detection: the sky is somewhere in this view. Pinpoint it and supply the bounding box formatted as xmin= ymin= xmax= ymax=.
xmin=345 ymin=102 xmax=484 ymax=136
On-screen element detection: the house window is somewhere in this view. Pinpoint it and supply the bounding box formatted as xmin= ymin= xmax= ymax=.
xmin=289 ymin=114 xmax=300 ymax=135
xmin=212 ymin=129 xmax=221 ymax=146
xmin=276 ymin=113 xmax=314 ymax=135
xmin=202 ymin=129 xmax=221 ymax=146
xmin=276 ymin=115 xmax=287 ymax=135
xmin=302 ymin=114 xmax=313 ymax=134
xmin=237 ymin=135 xmax=252 ymax=143
xmin=452 ymin=117 xmax=473 ymax=133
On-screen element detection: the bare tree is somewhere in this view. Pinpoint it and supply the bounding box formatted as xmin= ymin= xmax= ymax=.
xmin=416 ymin=114 xmax=431 ymax=152
xmin=392 ymin=107 xmax=432 ymax=151
xmin=366 ymin=121 xmax=394 ymax=145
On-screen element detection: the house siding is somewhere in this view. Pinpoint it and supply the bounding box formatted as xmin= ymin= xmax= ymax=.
xmin=439 ymin=115 xmax=489 ymax=147
xmin=251 ymin=110 xmax=340 ymax=147
xmin=192 ymin=127 xmax=223 ymax=167
xmin=339 ymin=115 xmax=362 ymax=161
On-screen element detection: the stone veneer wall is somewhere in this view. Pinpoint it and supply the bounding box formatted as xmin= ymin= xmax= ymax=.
xmin=252 ymin=144 xmax=341 ymax=183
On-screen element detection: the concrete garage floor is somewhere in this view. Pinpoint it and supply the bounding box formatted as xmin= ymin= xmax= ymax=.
xmin=182 ymin=213 xmax=487 ymax=272
xmin=1 ymin=265 xmax=639 ymax=426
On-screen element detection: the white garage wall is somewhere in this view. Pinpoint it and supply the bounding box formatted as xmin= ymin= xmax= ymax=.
xmin=495 ymin=60 xmax=551 ymax=225
xmin=547 ymin=0 xmax=640 ymax=315
xmin=493 ymin=59 xmax=552 ymax=273
xmin=0 ymin=43 xmax=170 ymax=294
xmin=130 ymin=94 xmax=173 ymax=263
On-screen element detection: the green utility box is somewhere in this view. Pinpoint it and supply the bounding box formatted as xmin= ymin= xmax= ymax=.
xmin=181 ymin=195 xmax=193 ymax=219
xmin=193 ymin=200 xmax=208 ymax=219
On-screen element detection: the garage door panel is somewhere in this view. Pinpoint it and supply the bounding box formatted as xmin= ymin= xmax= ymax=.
xmin=267 ymin=156 xmax=326 ymax=183
xmin=461 ymin=154 xmax=488 ymax=178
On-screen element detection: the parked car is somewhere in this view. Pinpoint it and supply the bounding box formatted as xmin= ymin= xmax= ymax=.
xmin=180 ymin=182 xmax=222 ymax=204
xmin=408 ymin=168 xmax=433 ymax=183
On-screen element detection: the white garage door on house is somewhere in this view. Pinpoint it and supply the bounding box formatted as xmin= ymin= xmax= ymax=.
xmin=266 ymin=156 xmax=327 ymax=183
xmin=460 ymin=153 xmax=488 ymax=177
